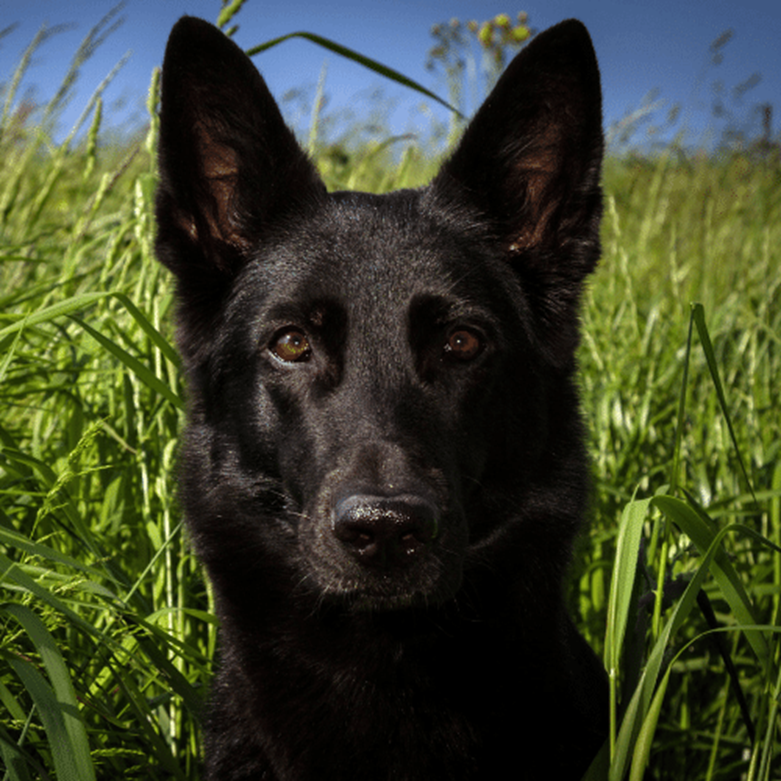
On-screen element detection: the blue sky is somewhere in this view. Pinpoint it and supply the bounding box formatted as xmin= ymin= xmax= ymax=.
xmin=1 ymin=0 xmax=779 ymax=150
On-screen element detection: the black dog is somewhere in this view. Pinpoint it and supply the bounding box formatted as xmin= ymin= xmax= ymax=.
xmin=156 ymin=16 xmax=607 ymax=780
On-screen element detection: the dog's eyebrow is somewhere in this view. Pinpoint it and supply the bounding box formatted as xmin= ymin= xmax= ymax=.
xmin=261 ymin=298 xmax=344 ymax=327
xmin=412 ymin=292 xmax=498 ymax=326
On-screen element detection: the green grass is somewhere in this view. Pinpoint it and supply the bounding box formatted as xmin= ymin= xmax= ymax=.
xmin=577 ymin=153 xmax=781 ymax=780
xmin=1 ymin=11 xmax=780 ymax=781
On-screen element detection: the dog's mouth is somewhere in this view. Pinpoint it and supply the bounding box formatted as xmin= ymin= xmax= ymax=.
xmin=309 ymin=559 xmax=462 ymax=612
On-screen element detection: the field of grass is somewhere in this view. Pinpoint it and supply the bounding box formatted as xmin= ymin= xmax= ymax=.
xmin=1 ymin=9 xmax=779 ymax=781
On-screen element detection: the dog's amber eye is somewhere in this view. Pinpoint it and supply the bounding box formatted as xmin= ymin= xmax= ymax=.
xmin=271 ymin=329 xmax=311 ymax=362
xmin=444 ymin=329 xmax=482 ymax=361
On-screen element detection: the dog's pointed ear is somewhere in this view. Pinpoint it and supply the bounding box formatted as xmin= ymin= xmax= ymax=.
xmin=155 ymin=16 xmax=326 ymax=280
xmin=429 ymin=19 xmax=603 ymax=364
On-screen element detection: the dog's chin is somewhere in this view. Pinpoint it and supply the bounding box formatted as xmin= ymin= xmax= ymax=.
xmin=342 ymin=590 xmax=432 ymax=613
xmin=314 ymin=569 xmax=463 ymax=615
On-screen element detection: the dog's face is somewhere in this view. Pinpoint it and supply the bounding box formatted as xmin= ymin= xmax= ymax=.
xmin=196 ymin=190 xmax=543 ymax=608
xmin=156 ymin=18 xmax=602 ymax=614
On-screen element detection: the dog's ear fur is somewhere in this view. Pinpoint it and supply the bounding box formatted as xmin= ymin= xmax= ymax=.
xmin=430 ymin=19 xmax=603 ymax=364
xmin=155 ymin=16 xmax=325 ymax=283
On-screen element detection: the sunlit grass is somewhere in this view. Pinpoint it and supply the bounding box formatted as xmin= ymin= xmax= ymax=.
xmin=576 ymin=152 xmax=781 ymax=780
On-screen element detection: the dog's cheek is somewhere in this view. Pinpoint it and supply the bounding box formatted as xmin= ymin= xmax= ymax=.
xmin=262 ymin=393 xmax=348 ymax=528
xmin=444 ymin=363 xmax=506 ymax=480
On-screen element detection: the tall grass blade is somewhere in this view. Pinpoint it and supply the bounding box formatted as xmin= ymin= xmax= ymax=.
xmin=629 ymin=665 xmax=671 ymax=781
xmin=0 ymin=552 xmax=102 ymax=638
xmin=604 ymin=495 xmax=649 ymax=756
xmin=69 ymin=316 xmax=183 ymax=409
xmin=0 ymin=292 xmax=109 ymax=338
xmin=2 ymin=604 xmax=96 ymax=781
xmin=691 ymin=303 xmax=757 ymax=502
xmin=216 ymin=0 xmax=248 ymax=30
xmin=670 ymin=305 xmax=695 ymax=494
xmin=655 ymin=495 xmax=770 ymax=672
xmin=610 ymin=515 xmax=735 ymax=781
xmin=246 ymin=32 xmax=463 ymax=117
xmin=0 ymin=291 xmax=180 ymax=366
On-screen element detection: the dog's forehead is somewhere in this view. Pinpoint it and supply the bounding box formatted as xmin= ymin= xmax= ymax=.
xmin=288 ymin=190 xmax=486 ymax=290
xmin=323 ymin=190 xmax=448 ymax=259
xmin=237 ymin=188 xmax=513 ymax=327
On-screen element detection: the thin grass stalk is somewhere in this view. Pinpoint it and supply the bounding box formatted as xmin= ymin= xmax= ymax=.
xmin=308 ymin=62 xmax=327 ymax=157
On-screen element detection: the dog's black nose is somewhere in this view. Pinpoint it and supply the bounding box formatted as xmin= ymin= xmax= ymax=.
xmin=333 ymin=495 xmax=439 ymax=566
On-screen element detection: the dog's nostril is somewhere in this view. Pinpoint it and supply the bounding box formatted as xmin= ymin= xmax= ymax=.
xmin=333 ymin=495 xmax=439 ymax=565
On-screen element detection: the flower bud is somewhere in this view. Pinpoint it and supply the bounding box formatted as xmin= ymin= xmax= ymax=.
xmin=478 ymin=22 xmax=493 ymax=46
xmin=511 ymin=25 xmax=530 ymax=42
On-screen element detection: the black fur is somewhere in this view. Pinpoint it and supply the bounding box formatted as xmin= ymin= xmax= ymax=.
xmin=156 ymin=16 xmax=607 ymax=780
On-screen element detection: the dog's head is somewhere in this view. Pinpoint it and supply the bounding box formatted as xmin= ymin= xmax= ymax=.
xmin=155 ymin=17 xmax=602 ymax=614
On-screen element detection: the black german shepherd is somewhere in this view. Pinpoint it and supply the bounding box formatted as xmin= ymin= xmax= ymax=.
xmin=156 ymin=16 xmax=607 ymax=780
